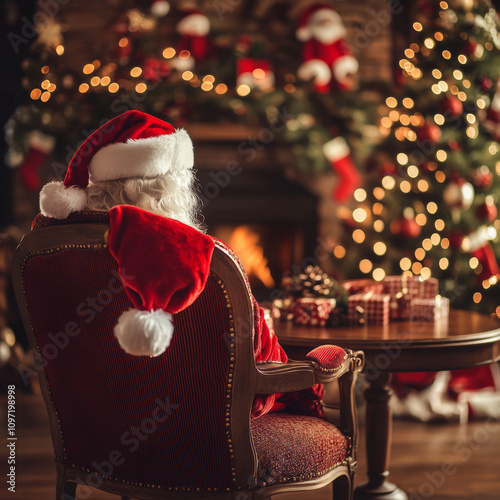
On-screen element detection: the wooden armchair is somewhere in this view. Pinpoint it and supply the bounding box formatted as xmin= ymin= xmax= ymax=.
xmin=12 ymin=222 xmax=364 ymax=500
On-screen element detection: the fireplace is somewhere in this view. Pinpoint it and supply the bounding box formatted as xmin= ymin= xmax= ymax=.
xmin=197 ymin=168 xmax=318 ymax=301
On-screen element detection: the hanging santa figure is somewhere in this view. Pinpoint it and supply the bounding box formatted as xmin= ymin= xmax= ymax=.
xmin=171 ymin=9 xmax=213 ymax=72
xmin=296 ymin=3 xmax=358 ymax=92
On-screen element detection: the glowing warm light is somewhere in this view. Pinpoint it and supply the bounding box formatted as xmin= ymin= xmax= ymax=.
xmin=416 ymin=213 xmax=427 ymax=226
xmin=100 ymin=76 xmax=111 ymax=86
xmin=442 ymin=50 xmax=451 ymax=59
xmin=400 ymin=258 xmax=412 ymax=271
xmin=374 ymin=220 xmax=384 ymax=232
xmin=334 ymin=245 xmax=346 ymax=259
xmin=436 ymin=150 xmax=447 ymax=162
xmin=489 ymin=144 xmax=498 ymax=155
xmin=374 ymin=242 xmax=387 ymax=256
xmin=435 ymin=171 xmax=446 ymax=183
xmin=135 ymin=83 xmax=147 ymax=93
xmin=397 ymin=153 xmax=408 ymax=165
xmin=373 ymin=187 xmax=385 ymax=200
xmin=440 ymin=1 xmax=448 ymax=8
xmin=423 ymin=239 xmax=433 ymax=251
xmin=56 ymin=45 xmax=64 ymax=55
xmin=438 ymin=81 xmax=448 ymax=92
xmin=373 ymin=268 xmax=386 ymax=281
xmin=252 ymin=68 xmax=266 ymax=79
xmin=405 ymin=49 xmax=415 ymax=58
xmin=427 ymin=202 xmax=438 ymax=214
xmin=439 ymin=258 xmax=449 ymax=270
xmin=30 ymin=88 xmax=42 ymax=100
xmin=83 ymin=64 xmax=95 ymax=74
xmin=470 ymin=257 xmax=479 ymax=269
xmin=353 ymin=229 xmax=366 ymax=243
xmin=163 ymin=47 xmax=176 ymax=59
xmin=90 ymin=76 xmax=100 ymax=86
xmin=431 ymin=233 xmax=441 ymax=245
xmin=400 ymin=115 xmax=410 ymax=126
xmin=412 ymin=262 xmax=423 ymax=274
xmin=201 ymin=82 xmax=213 ymax=91
xmin=354 ymin=189 xmax=367 ymax=202
xmin=381 ymin=117 xmax=392 ymax=128
xmin=407 ymin=165 xmax=419 ymax=178
xmin=236 ymin=85 xmax=251 ymax=96
xmin=473 ymin=292 xmax=482 ymax=304
xmin=411 ymin=68 xmax=422 ymax=79
xmin=373 ymin=203 xmax=383 ymax=215
xmin=417 ymin=180 xmax=429 ymax=192
xmin=486 ymin=42 xmax=493 ymax=51
xmin=41 ymin=65 xmax=49 ymax=74
xmin=382 ymin=176 xmax=396 ymax=190
xmin=179 ymin=50 xmax=191 ymax=59
xmin=424 ymin=38 xmax=435 ymax=49
xmin=441 ymin=238 xmax=450 ymax=249
xmin=215 ymin=83 xmax=228 ymax=94
xmin=413 ymin=22 xmax=423 ymax=31
xmin=432 ymin=69 xmax=442 ymax=79
xmin=203 ymin=74 xmax=215 ymax=83
xmin=435 ymin=219 xmax=445 ymax=231
xmin=40 ymin=91 xmax=50 ymax=102
xmin=353 ymin=208 xmax=368 ymax=223
xmin=402 ymin=98 xmax=414 ymax=108
xmin=284 ymin=84 xmax=296 ymax=93
xmin=389 ymin=110 xmax=400 ymax=121
xmin=79 ymin=83 xmax=89 ymax=93
xmin=435 ymin=32 xmax=444 ymax=41
xmin=477 ymin=99 xmax=486 ymax=109
xmin=181 ymin=71 xmax=194 ymax=81
xmin=118 ymin=37 xmax=129 ymax=48
xmin=458 ymin=91 xmax=467 ymax=101
xmin=41 ymin=79 xmax=50 ymax=90
xmin=458 ymin=54 xmax=467 ymax=64
xmin=130 ymin=67 xmax=142 ymax=77
xmin=386 ymin=97 xmax=398 ymax=108
xmin=360 ymin=259 xmax=373 ymax=273
xmin=108 ymin=83 xmax=119 ymax=93
xmin=434 ymin=114 xmax=445 ymax=126
xmin=400 ymin=180 xmax=411 ymax=193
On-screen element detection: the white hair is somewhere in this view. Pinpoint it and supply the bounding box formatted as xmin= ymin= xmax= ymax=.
xmin=85 ymin=171 xmax=203 ymax=231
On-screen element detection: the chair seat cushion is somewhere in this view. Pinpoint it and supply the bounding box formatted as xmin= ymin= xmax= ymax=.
xmin=250 ymin=413 xmax=349 ymax=486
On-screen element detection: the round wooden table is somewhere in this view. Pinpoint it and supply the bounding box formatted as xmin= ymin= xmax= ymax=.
xmin=275 ymin=310 xmax=500 ymax=500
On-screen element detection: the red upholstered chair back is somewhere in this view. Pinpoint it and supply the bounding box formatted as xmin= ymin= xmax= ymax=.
xmin=12 ymin=223 xmax=257 ymax=492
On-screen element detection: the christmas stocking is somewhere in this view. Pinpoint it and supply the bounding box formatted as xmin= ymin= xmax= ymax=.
xmin=19 ymin=131 xmax=55 ymax=192
xmin=323 ymin=137 xmax=361 ymax=202
xmin=468 ymin=228 xmax=500 ymax=282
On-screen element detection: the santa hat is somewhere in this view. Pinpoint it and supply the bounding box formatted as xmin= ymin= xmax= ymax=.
xmin=296 ymin=3 xmax=344 ymax=42
xmin=108 ymin=205 xmax=215 ymax=357
xmin=176 ymin=9 xmax=210 ymax=36
xmin=39 ymin=110 xmax=193 ymax=219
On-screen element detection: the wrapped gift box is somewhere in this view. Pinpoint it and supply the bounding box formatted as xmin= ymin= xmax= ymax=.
xmin=389 ymin=292 xmax=413 ymax=321
xmin=348 ymin=292 xmax=391 ymax=326
xmin=383 ymin=275 xmax=439 ymax=299
xmin=411 ymin=296 xmax=450 ymax=322
xmin=343 ymin=278 xmax=385 ymax=295
xmin=292 ymin=297 xmax=336 ymax=327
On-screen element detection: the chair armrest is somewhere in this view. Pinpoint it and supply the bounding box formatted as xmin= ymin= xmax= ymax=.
xmin=255 ymin=347 xmax=364 ymax=394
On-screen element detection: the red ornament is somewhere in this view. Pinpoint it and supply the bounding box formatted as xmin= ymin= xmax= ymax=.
xmin=448 ymin=230 xmax=464 ymax=249
xmin=439 ymin=95 xmax=463 ymax=118
xmin=448 ymin=139 xmax=460 ymax=151
xmin=478 ymin=75 xmax=493 ymax=92
xmin=472 ymin=165 xmax=493 ymax=191
xmin=143 ymin=57 xmax=170 ymax=82
xmin=417 ymin=122 xmax=441 ymax=144
xmin=392 ymin=213 xmax=421 ymax=239
xmin=475 ymin=197 xmax=497 ymax=222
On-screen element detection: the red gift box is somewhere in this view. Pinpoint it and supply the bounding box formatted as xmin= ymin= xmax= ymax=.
xmin=292 ymin=297 xmax=336 ymax=327
xmin=348 ymin=292 xmax=391 ymax=326
xmin=411 ymin=296 xmax=449 ymax=322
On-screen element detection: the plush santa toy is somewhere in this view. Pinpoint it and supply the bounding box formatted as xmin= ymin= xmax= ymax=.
xmin=296 ymin=3 xmax=358 ymax=92
xmin=171 ymin=9 xmax=212 ymax=72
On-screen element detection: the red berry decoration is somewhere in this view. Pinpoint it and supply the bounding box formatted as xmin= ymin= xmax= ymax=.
xmin=439 ymin=95 xmax=463 ymax=118
xmin=472 ymin=165 xmax=493 ymax=191
xmin=417 ymin=121 xmax=441 ymax=144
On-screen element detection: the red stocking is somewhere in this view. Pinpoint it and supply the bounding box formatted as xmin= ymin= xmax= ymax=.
xmin=323 ymin=137 xmax=361 ymax=202
xmin=19 ymin=132 xmax=55 ymax=192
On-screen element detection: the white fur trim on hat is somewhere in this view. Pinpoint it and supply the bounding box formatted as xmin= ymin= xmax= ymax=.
xmin=333 ymin=55 xmax=359 ymax=83
xmin=297 ymin=59 xmax=331 ymax=86
xmin=151 ymin=0 xmax=170 ymax=17
xmin=89 ymin=129 xmax=193 ymax=182
xmin=323 ymin=137 xmax=350 ymax=162
xmin=39 ymin=181 xmax=88 ymax=219
xmin=177 ymin=13 xmax=210 ymax=36
xmin=114 ymin=308 xmax=174 ymax=357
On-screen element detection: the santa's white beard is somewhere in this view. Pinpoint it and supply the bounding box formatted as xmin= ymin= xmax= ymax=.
xmin=310 ymin=24 xmax=345 ymax=44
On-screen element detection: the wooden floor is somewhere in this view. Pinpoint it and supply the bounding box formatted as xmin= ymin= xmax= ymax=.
xmin=1 ymin=389 xmax=499 ymax=500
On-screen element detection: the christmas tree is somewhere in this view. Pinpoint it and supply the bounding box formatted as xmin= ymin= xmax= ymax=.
xmin=334 ymin=0 xmax=500 ymax=314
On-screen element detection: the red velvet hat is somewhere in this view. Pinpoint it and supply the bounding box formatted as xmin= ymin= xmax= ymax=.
xmin=108 ymin=205 xmax=215 ymax=357
xmin=39 ymin=110 xmax=193 ymax=219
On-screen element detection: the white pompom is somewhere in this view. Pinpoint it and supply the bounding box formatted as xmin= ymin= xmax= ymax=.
xmin=151 ymin=0 xmax=170 ymax=17
xmin=114 ymin=309 xmax=174 ymax=357
xmin=39 ymin=181 xmax=87 ymax=219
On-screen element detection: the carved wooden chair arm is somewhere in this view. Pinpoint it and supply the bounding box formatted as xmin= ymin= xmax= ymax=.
xmin=255 ymin=347 xmax=364 ymax=394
